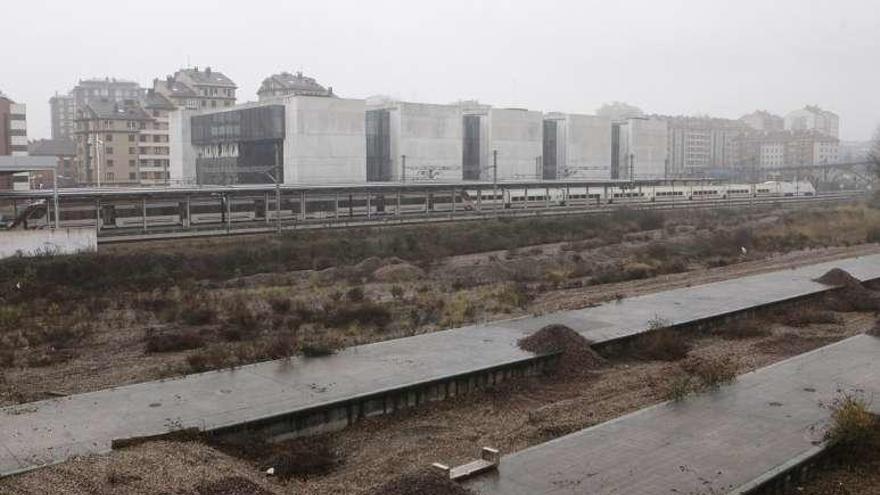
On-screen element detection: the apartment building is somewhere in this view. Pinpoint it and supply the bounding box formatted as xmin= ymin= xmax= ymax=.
xmin=138 ymin=91 xmax=176 ymax=184
xmin=51 ymin=78 xmax=144 ymax=143
xmin=258 ymin=71 xmax=334 ymax=101
xmin=153 ymin=66 xmax=237 ymax=110
xmin=0 ymin=92 xmax=28 ymax=189
xmin=663 ymin=116 xmax=747 ymax=176
xmin=49 ymin=93 xmax=76 ymax=140
xmin=785 ymin=106 xmax=839 ymax=139
xmin=733 ymin=130 xmax=839 ymax=170
xmin=74 ymin=99 xmax=153 ymax=185
xmin=0 ymin=93 xmax=27 ymax=156
xmin=740 ymin=110 xmax=784 ymax=132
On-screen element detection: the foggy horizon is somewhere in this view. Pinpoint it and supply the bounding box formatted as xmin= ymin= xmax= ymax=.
xmin=3 ymin=0 xmax=878 ymax=141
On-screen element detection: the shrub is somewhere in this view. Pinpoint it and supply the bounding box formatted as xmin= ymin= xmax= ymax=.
xmin=326 ymin=302 xmax=392 ymax=329
xmin=346 ymin=286 xmax=365 ymax=303
xmin=826 ymin=392 xmax=877 ymax=451
xmin=682 ymin=356 xmax=738 ymax=389
xmin=180 ymin=304 xmax=217 ymax=326
xmin=390 ymin=285 xmax=405 ymax=300
xmin=268 ymin=297 xmax=292 ymax=315
xmin=714 ymin=318 xmax=770 ymax=340
xmin=300 ymin=335 xmax=340 ymax=358
xmin=664 ymin=374 xmax=696 ymax=402
xmin=144 ymin=329 xmax=205 ymax=354
xmin=0 ymin=306 xmax=23 ymax=330
xmin=262 ymin=334 xmax=297 ymax=360
xmin=775 ymin=308 xmax=842 ymax=328
xmin=186 ymin=345 xmax=236 ymax=372
xmin=633 ymin=328 xmax=691 ymax=361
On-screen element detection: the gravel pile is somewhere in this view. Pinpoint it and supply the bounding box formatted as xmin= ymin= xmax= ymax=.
xmin=367 ymin=469 xmax=475 ymax=495
xmin=518 ymin=324 xmax=605 ymax=376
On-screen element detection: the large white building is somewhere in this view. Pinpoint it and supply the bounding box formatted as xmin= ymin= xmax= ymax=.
xmin=179 ymin=95 xmax=366 ymax=185
xmin=615 ymin=118 xmax=668 ymax=179
xmin=460 ymin=105 xmax=543 ymax=181
xmin=543 ymin=113 xmax=612 ymax=180
xmin=366 ymin=99 xmax=463 ymax=182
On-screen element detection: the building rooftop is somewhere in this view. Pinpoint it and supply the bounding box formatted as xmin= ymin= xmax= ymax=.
xmin=80 ymin=99 xmax=152 ymax=121
xmin=177 ymin=67 xmax=237 ymax=88
xmin=142 ymin=90 xmax=177 ymax=110
xmin=259 ymin=71 xmax=333 ymax=97
xmin=28 ymin=139 xmax=76 ymax=157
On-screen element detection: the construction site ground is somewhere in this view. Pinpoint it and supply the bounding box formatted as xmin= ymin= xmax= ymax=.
xmin=2 ymin=303 xmax=876 ymax=494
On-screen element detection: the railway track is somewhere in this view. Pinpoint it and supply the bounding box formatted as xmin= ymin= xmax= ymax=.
xmin=93 ymin=190 xmax=864 ymax=243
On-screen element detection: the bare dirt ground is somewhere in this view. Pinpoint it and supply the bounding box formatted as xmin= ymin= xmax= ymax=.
xmin=3 ymin=304 xmax=876 ymax=495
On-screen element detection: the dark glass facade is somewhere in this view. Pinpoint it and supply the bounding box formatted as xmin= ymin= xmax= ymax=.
xmin=542 ymin=120 xmax=558 ymax=180
xmin=462 ymin=115 xmax=481 ymax=180
xmin=365 ymin=110 xmax=392 ymax=181
xmin=192 ymin=105 xmax=285 ymax=185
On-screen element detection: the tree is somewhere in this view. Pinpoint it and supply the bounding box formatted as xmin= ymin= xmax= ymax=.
xmin=596 ymin=101 xmax=644 ymax=121
xmin=870 ymin=125 xmax=880 ymax=179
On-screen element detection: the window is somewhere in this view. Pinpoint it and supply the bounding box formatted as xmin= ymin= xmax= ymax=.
xmin=105 ymin=172 xmax=114 ymax=181
xmin=128 ymin=134 xmax=136 ymax=142
xmin=105 ymin=134 xmax=113 ymax=141
xmin=129 ymin=147 xmax=136 ymax=154
xmin=129 ymin=172 xmax=136 ymax=180
xmin=129 ymin=159 xmax=136 ymax=167
xmin=106 ymin=159 xmax=114 ymax=167
xmin=140 ymin=135 xmax=148 ymax=142
xmin=211 ymin=100 xmax=217 ymax=108
xmin=105 ymin=147 xmax=114 ymax=154
xmin=201 ymin=100 xmax=207 ymax=107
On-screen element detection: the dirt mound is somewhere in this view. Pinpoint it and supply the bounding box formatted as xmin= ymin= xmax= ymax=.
xmin=263 ymin=442 xmax=337 ymax=479
xmin=518 ymin=324 xmax=605 ymax=376
xmin=867 ymin=320 xmax=880 ymax=337
xmin=816 ymin=268 xmax=880 ymax=313
xmin=374 ymin=263 xmax=426 ymax=282
xmin=367 ymin=469 xmax=475 ymax=495
xmin=194 ymin=476 xmax=274 ymax=495
xmin=816 ymin=268 xmax=864 ymax=288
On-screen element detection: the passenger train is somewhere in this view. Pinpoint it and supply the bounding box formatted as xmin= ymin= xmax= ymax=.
xmin=11 ymin=181 xmax=815 ymax=230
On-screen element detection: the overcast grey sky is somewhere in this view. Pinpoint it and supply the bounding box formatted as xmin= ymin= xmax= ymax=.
xmin=3 ymin=0 xmax=878 ymax=141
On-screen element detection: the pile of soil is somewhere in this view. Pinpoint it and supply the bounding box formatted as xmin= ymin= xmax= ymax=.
xmin=867 ymin=320 xmax=880 ymax=337
xmin=373 ymin=263 xmax=426 ymax=283
xmin=815 ymin=268 xmax=864 ymax=288
xmin=367 ymin=469 xmax=475 ymax=495
xmin=194 ymin=476 xmax=273 ymax=495
xmin=518 ymin=324 xmax=605 ymax=376
xmin=817 ymin=268 xmax=880 ymax=312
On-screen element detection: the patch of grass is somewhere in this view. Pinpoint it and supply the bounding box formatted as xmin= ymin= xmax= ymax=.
xmin=144 ymin=329 xmax=205 ymax=354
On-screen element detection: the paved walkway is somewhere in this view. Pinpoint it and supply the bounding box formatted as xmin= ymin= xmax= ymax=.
xmin=465 ymin=334 xmax=880 ymax=495
xmin=1 ymin=254 xmax=879 ymax=477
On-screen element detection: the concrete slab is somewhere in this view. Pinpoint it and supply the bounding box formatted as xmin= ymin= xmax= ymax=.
xmin=1 ymin=254 xmax=878 ymax=477
xmin=464 ymin=334 xmax=880 ymax=495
